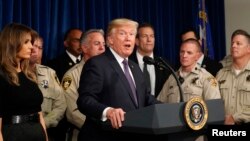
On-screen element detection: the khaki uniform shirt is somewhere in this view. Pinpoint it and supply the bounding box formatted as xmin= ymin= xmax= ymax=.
xmin=61 ymin=60 xmax=86 ymax=129
xmin=36 ymin=64 xmax=66 ymax=128
xmin=158 ymin=65 xmax=221 ymax=103
xmin=216 ymin=60 xmax=250 ymax=123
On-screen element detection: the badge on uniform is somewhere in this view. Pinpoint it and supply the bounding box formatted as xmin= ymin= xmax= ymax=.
xmin=62 ymin=76 xmax=72 ymax=90
xmin=207 ymin=77 xmax=217 ymax=87
xmin=41 ymin=80 xmax=49 ymax=88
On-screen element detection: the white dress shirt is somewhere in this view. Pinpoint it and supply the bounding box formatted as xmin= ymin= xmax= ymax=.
xmin=66 ymin=50 xmax=81 ymax=64
xmin=136 ymin=51 xmax=156 ymax=96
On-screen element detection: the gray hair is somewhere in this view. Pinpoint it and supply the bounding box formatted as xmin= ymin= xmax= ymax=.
xmin=80 ymin=29 xmax=104 ymax=45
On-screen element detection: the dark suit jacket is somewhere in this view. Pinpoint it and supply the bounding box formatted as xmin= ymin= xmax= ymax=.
xmin=46 ymin=52 xmax=76 ymax=81
xmin=129 ymin=51 xmax=172 ymax=97
xmin=201 ymin=56 xmax=223 ymax=76
xmin=77 ymin=48 xmax=159 ymax=141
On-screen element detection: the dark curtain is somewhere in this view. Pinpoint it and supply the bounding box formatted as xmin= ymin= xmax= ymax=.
xmin=0 ymin=0 xmax=225 ymax=66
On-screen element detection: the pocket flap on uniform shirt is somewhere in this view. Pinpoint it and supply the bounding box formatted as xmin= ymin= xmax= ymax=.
xmin=238 ymin=84 xmax=250 ymax=92
xmin=218 ymin=80 xmax=230 ymax=89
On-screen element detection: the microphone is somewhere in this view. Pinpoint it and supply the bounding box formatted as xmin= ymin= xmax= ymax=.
xmin=143 ymin=56 xmax=184 ymax=102
xmin=143 ymin=56 xmax=165 ymax=69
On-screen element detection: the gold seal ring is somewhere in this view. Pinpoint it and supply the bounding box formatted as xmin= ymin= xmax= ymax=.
xmin=184 ymin=97 xmax=208 ymax=130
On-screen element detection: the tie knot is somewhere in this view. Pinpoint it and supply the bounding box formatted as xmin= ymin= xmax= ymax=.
xmin=76 ymin=59 xmax=80 ymax=63
xmin=122 ymin=59 xmax=128 ymax=66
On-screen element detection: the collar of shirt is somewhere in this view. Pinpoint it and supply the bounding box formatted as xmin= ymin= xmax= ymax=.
xmin=110 ymin=48 xmax=136 ymax=86
xmin=66 ymin=50 xmax=81 ymax=63
xmin=109 ymin=48 xmax=127 ymax=72
xmin=179 ymin=64 xmax=201 ymax=77
xmin=136 ymin=50 xmax=155 ymax=95
xmin=136 ymin=50 xmax=154 ymax=70
xmin=229 ymin=59 xmax=250 ymax=74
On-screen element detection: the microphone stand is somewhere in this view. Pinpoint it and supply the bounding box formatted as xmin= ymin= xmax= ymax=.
xmin=156 ymin=57 xmax=184 ymax=102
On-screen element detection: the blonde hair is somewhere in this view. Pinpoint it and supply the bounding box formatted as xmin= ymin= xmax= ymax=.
xmin=106 ymin=18 xmax=138 ymax=36
xmin=0 ymin=23 xmax=38 ymax=85
xmin=106 ymin=18 xmax=138 ymax=47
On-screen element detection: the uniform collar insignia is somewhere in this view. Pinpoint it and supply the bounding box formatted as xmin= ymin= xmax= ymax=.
xmin=218 ymin=80 xmax=225 ymax=84
xmin=247 ymin=75 xmax=250 ymax=81
xmin=192 ymin=77 xmax=199 ymax=84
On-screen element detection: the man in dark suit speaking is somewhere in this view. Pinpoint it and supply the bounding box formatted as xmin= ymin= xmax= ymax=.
xmin=77 ymin=18 xmax=160 ymax=141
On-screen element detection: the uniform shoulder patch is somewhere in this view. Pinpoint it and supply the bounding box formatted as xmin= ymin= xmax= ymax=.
xmin=41 ymin=80 xmax=49 ymax=88
xmin=207 ymin=76 xmax=217 ymax=87
xmin=62 ymin=76 xmax=72 ymax=90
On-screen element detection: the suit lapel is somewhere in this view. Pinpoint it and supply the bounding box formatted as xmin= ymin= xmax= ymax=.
xmin=106 ymin=50 xmax=138 ymax=107
xmin=128 ymin=60 xmax=140 ymax=108
xmin=129 ymin=50 xmax=139 ymax=64
xmin=64 ymin=52 xmax=75 ymax=68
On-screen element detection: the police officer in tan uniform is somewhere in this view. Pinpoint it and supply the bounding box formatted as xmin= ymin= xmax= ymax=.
xmin=157 ymin=39 xmax=221 ymax=103
xmin=216 ymin=29 xmax=250 ymax=125
xmin=29 ymin=36 xmax=67 ymax=140
xmin=61 ymin=29 xmax=105 ymax=141
xmin=158 ymin=38 xmax=221 ymax=141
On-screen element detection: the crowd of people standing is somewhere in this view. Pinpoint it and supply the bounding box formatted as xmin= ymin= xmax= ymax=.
xmin=1 ymin=18 xmax=250 ymax=141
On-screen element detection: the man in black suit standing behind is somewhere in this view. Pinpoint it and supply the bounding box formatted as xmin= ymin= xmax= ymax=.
xmin=181 ymin=28 xmax=222 ymax=76
xmin=77 ymin=18 xmax=160 ymax=141
xmin=129 ymin=23 xmax=172 ymax=97
xmin=47 ymin=28 xmax=83 ymax=81
xmin=46 ymin=28 xmax=83 ymax=141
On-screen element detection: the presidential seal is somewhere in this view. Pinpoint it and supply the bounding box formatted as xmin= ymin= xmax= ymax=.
xmin=184 ymin=97 xmax=208 ymax=130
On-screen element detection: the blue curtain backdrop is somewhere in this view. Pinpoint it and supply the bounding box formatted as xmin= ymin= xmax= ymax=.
xmin=0 ymin=0 xmax=225 ymax=66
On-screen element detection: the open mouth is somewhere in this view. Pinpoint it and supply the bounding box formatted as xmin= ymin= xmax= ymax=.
xmin=124 ymin=44 xmax=131 ymax=48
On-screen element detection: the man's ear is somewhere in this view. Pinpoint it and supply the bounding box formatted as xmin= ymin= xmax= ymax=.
xmin=64 ymin=40 xmax=68 ymax=48
xmin=247 ymin=44 xmax=250 ymax=53
xmin=198 ymin=39 xmax=202 ymax=46
xmin=195 ymin=52 xmax=201 ymax=61
xmin=135 ymin=38 xmax=139 ymax=46
xmin=81 ymin=44 xmax=87 ymax=53
xmin=107 ymin=36 xmax=113 ymax=46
